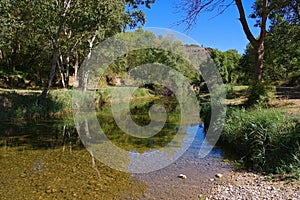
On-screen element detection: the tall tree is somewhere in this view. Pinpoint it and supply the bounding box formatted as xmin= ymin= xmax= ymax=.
xmin=264 ymin=22 xmax=300 ymax=81
xmin=240 ymin=0 xmax=300 ymax=83
xmin=0 ymin=0 xmax=155 ymax=91
xmin=39 ymin=0 xmax=156 ymax=97
xmin=178 ymin=0 xmax=296 ymax=82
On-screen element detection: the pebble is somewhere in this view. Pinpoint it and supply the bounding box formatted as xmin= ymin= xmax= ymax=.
xmin=207 ymin=172 xmax=300 ymax=200
xmin=215 ymin=173 xmax=223 ymax=178
xmin=178 ymin=174 xmax=187 ymax=179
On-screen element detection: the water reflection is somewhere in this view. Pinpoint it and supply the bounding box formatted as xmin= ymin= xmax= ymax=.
xmin=0 ymin=121 xmax=80 ymax=150
xmin=0 ymin=121 xmax=146 ymax=199
xmin=0 ymin=103 xmax=230 ymax=199
xmin=75 ymin=98 xmax=201 ymax=173
xmin=185 ymin=124 xmax=223 ymax=158
xmin=133 ymin=124 xmax=229 ymax=199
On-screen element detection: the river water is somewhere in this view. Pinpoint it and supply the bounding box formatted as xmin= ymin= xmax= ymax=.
xmin=0 ymin=108 xmax=231 ymax=199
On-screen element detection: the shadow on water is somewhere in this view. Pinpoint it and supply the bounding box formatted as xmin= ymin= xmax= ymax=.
xmin=0 ymin=120 xmax=80 ymax=150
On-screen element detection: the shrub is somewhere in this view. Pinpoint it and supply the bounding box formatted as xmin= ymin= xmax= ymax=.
xmin=246 ymin=82 xmax=275 ymax=107
xmin=225 ymin=84 xmax=234 ymax=99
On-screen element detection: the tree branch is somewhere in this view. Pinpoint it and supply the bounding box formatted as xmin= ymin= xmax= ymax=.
xmin=258 ymin=0 xmax=268 ymax=44
xmin=208 ymin=0 xmax=235 ymax=20
xmin=176 ymin=0 xmax=233 ymax=30
xmin=235 ymin=0 xmax=257 ymax=46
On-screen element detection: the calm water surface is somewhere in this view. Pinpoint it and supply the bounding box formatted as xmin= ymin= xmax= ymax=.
xmin=0 ymin=107 xmax=231 ymax=199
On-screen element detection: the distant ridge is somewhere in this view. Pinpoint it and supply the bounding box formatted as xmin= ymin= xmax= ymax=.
xmin=184 ymin=44 xmax=211 ymax=58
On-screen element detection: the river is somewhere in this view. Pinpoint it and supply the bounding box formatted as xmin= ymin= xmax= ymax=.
xmin=0 ymin=104 xmax=231 ymax=199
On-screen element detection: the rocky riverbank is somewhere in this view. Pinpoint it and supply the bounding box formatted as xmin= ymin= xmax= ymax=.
xmin=206 ymin=170 xmax=300 ymax=200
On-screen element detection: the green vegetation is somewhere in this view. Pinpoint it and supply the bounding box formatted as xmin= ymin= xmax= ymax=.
xmin=220 ymin=107 xmax=300 ymax=178
xmin=0 ymin=0 xmax=299 ymax=181
xmin=0 ymin=89 xmax=72 ymax=121
xmin=0 ymin=87 xmax=158 ymax=121
xmin=200 ymin=102 xmax=300 ymax=178
xmin=246 ymin=82 xmax=275 ymax=107
xmin=209 ymin=49 xmax=242 ymax=84
xmin=0 ymin=0 xmax=154 ymax=95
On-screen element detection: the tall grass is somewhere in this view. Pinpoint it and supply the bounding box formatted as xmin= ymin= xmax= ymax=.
xmin=221 ymin=107 xmax=300 ymax=177
xmin=0 ymin=87 xmax=156 ymax=121
xmin=0 ymin=90 xmax=73 ymax=120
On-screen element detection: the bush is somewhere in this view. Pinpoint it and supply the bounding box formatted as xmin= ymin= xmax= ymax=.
xmin=246 ymin=82 xmax=275 ymax=107
xmin=225 ymin=84 xmax=234 ymax=99
xmin=200 ymin=102 xmax=211 ymax=133
xmin=221 ymin=107 xmax=300 ymax=176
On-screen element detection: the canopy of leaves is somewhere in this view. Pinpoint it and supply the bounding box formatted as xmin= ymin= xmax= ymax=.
xmin=0 ymin=0 xmax=154 ymax=88
xmin=209 ymin=48 xmax=242 ymax=84
xmin=103 ymin=28 xmax=201 ymax=87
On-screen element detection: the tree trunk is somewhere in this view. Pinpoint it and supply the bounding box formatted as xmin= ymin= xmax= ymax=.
xmin=254 ymin=42 xmax=264 ymax=81
xmin=74 ymin=51 xmax=79 ymax=87
xmin=40 ymin=0 xmax=72 ymax=98
xmin=81 ymin=34 xmax=96 ymax=91
xmin=235 ymin=0 xmax=267 ymax=82
xmin=58 ymin=53 xmax=66 ymax=88
xmin=66 ymin=49 xmax=70 ymax=87
xmin=0 ymin=50 xmax=3 ymax=61
xmin=41 ymin=44 xmax=58 ymax=98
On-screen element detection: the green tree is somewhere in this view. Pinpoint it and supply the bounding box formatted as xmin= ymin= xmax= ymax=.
xmin=239 ymin=44 xmax=256 ymax=83
xmin=224 ymin=49 xmax=242 ymax=83
xmin=101 ymin=28 xmax=201 ymax=91
xmin=0 ymin=0 xmax=155 ymax=93
xmin=241 ymin=17 xmax=300 ymax=83
xmin=178 ymin=0 xmax=298 ymax=83
xmin=40 ymin=0 xmax=155 ymax=96
xmin=0 ymin=0 xmax=53 ymax=87
xmin=209 ymin=49 xmax=242 ymax=84
xmin=264 ymin=22 xmax=300 ymax=81
xmin=263 ymin=1 xmax=300 ymax=82
xmin=210 ymin=49 xmax=229 ymax=83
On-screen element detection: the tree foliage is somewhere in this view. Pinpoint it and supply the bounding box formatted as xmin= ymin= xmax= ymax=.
xmin=209 ymin=48 xmax=242 ymax=84
xmin=102 ymin=28 xmax=201 ymax=89
xmin=0 ymin=0 xmax=155 ymax=91
xmin=241 ymin=11 xmax=300 ymax=83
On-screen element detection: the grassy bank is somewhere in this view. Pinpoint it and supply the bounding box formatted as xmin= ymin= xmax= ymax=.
xmin=0 ymin=89 xmax=73 ymax=121
xmin=219 ymin=107 xmax=300 ymax=178
xmin=200 ymin=84 xmax=300 ymax=178
xmin=0 ymin=87 xmax=157 ymax=121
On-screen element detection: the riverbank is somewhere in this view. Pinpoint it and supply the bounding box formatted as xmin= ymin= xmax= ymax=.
xmin=206 ymin=170 xmax=300 ymax=200
xmin=0 ymin=86 xmax=299 ymax=199
xmin=0 ymin=88 xmax=73 ymax=121
xmin=0 ymin=87 xmax=157 ymax=121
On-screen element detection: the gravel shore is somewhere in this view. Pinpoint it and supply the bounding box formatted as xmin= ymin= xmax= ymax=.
xmin=206 ymin=171 xmax=300 ymax=200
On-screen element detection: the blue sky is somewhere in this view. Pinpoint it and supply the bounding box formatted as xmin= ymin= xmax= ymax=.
xmin=140 ymin=0 xmax=261 ymax=54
